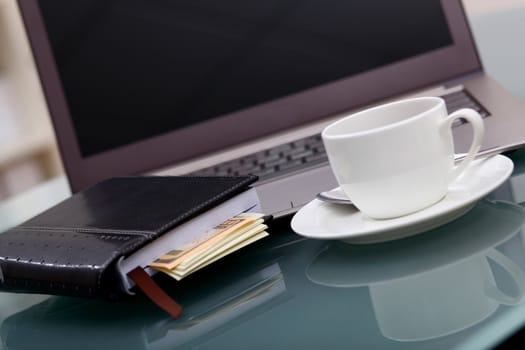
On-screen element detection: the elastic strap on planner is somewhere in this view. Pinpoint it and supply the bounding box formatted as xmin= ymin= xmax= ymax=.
xmin=128 ymin=267 xmax=183 ymax=318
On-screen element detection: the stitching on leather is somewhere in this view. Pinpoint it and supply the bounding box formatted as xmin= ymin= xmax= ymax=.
xmin=1 ymin=236 xmax=147 ymax=295
xmin=5 ymin=276 xmax=101 ymax=295
xmin=12 ymin=227 xmax=153 ymax=238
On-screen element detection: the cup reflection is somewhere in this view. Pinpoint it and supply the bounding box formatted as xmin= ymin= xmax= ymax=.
xmin=306 ymin=199 xmax=525 ymax=341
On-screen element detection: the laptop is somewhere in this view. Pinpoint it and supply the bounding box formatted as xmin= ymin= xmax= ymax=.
xmin=18 ymin=0 xmax=525 ymax=216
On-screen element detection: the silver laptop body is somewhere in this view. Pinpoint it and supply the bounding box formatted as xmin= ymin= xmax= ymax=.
xmin=18 ymin=0 xmax=525 ymax=216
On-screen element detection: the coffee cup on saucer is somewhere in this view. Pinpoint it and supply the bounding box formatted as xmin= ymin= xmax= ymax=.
xmin=321 ymin=97 xmax=484 ymax=219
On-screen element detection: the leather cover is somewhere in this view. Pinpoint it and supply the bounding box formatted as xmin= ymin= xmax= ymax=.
xmin=0 ymin=176 xmax=257 ymax=300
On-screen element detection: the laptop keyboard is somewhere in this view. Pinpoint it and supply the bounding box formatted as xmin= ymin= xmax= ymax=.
xmin=190 ymin=90 xmax=490 ymax=181
xmin=442 ymin=90 xmax=490 ymax=124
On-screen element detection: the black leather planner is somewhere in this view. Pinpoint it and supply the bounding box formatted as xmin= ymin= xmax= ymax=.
xmin=0 ymin=176 xmax=258 ymax=301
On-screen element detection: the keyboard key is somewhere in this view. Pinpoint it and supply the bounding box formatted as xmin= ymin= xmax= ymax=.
xmin=264 ymin=157 xmax=288 ymax=168
xmin=277 ymin=159 xmax=304 ymax=171
xmin=268 ymin=143 xmax=291 ymax=155
xmin=305 ymin=152 xmax=329 ymax=163
xmin=442 ymin=90 xmax=490 ymax=118
xmin=255 ymin=153 xmax=281 ymax=163
xmin=231 ymin=164 xmax=261 ymax=176
xmin=289 ymin=149 xmax=315 ymax=160
xmin=254 ymin=167 xmax=278 ymax=178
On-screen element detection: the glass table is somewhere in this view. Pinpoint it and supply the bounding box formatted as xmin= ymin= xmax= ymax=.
xmin=1 ymin=150 xmax=525 ymax=350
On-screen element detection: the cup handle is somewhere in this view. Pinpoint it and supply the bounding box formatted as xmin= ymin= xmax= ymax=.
xmin=485 ymin=249 xmax=525 ymax=305
xmin=442 ymin=108 xmax=485 ymax=183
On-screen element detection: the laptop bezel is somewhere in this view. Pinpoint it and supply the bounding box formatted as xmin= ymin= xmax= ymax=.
xmin=18 ymin=0 xmax=481 ymax=192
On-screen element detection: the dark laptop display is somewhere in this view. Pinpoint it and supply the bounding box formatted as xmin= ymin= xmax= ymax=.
xmin=39 ymin=0 xmax=453 ymax=157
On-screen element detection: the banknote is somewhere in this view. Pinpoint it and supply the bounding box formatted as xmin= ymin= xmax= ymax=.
xmin=177 ymin=221 xmax=266 ymax=269
xmin=149 ymin=213 xmax=264 ymax=272
xmin=158 ymin=228 xmax=268 ymax=280
xmin=168 ymin=226 xmax=269 ymax=280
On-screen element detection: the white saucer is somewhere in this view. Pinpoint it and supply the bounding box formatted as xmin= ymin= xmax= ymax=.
xmin=306 ymin=200 xmax=525 ymax=287
xmin=291 ymin=155 xmax=514 ymax=244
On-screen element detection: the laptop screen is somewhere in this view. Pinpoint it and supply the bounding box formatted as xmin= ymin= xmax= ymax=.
xmin=19 ymin=0 xmax=480 ymax=191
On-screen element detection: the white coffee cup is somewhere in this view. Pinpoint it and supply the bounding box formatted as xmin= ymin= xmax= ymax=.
xmin=321 ymin=97 xmax=484 ymax=219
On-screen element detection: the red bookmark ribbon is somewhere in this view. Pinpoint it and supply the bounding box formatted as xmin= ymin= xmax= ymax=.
xmin=128 ymin=267 xmax=183 ymax=318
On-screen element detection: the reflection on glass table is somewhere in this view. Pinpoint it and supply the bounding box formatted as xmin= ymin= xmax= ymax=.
xmin=1 ymin=150 xmax=525 ymax=350
xmin=307 ymin=200 xmax=525 ymax=342
xmin=0 ymin=248 xmax=292 ymax=350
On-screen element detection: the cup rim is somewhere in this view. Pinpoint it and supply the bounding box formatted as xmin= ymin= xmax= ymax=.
xmin=322 ymin=96 xmax=444 ymax=140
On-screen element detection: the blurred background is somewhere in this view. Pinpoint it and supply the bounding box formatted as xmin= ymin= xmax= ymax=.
xmin=0 ymin=0 xmax=62 ymax=200
xmin=0 ymin=0 xmax=524 ymax=201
